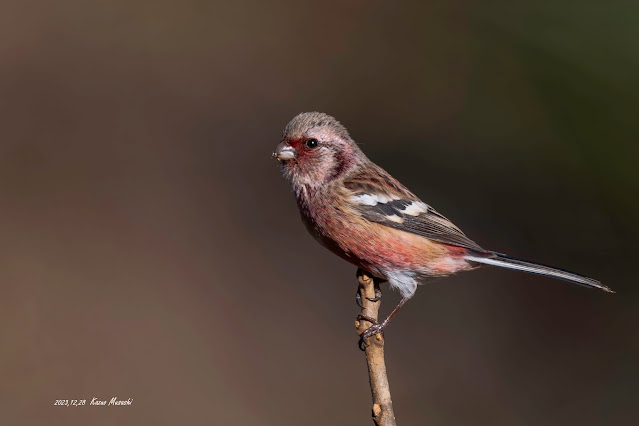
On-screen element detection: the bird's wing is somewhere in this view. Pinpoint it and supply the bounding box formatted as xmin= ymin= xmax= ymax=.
xmin=343 ymin=165 xmax=487 ymax=253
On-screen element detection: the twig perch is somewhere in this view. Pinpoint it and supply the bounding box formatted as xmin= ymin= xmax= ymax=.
xmin=355 ymin=270 xmax=397 ymax=426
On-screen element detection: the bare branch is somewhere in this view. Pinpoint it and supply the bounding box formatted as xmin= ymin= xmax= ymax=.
xmin=355 ymin=270 xmax=397 ymax=426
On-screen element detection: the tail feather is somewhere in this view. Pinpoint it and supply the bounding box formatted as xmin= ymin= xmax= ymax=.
xmin=465 ymin=252 xmax=613 ymax=293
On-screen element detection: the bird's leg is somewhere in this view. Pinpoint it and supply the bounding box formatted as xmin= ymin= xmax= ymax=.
xmin=359 ymin=297 xmax=409 ymax=350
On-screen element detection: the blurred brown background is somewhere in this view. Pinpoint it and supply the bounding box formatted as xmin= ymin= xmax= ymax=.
xmin=1 ymin=1 xmax=638 ymax=425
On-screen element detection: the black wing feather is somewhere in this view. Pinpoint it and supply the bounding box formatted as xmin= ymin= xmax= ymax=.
xmin=344 ymin=164 xmax=487 ymax=253
xmin=356 ymin=200 xmax=487 ymax=253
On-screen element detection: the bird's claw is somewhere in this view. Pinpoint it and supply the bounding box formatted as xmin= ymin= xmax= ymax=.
xmin=356 ymin=314 xmax=379 ymax=325
xmin=355 ymin=286 xmax=382 ymax=307
xmin=367 ymin=287 xmax=382 ymax=302
xmin=358 ymin=324 xmax=384 ymax=351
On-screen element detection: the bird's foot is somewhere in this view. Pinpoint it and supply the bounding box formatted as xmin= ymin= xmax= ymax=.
xmin=367 ymin=287 xmax=382 ymax=302
xmin=355 ymin=287 xmax=382 ymax=307
xmin=356 ymin=314 xmax=379 ymax=325
xmin=358 ymin=323 xmax=385 ymax=351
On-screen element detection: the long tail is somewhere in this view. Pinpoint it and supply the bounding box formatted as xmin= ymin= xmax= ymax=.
xmin=465 ymin=252 xmax=613 ymax=293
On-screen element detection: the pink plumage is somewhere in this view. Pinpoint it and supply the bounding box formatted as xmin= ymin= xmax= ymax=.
xmin=273 ymin=112 xmax=611 ymax=347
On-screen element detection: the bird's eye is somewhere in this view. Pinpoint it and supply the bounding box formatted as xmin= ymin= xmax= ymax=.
xmin=305 ymin=138 xmax=319 ymax=149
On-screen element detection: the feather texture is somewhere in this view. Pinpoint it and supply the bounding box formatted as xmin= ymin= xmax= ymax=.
xmin=344 ymin=165 xmax=487 ymax=253
xmin=465 ymin=253 xmax=613 ymax=292
xmin=274 ymin=112 xmax=610 ymax=298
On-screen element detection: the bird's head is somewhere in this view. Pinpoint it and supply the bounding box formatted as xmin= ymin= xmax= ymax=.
xmin=273 ymin=112 xmax=365 ymax=191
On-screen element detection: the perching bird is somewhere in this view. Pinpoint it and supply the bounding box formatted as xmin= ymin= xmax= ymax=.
xmin=273 ymin=112 xmax=612 ymax=348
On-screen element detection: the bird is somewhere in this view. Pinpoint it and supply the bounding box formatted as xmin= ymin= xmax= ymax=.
xmin=272 ymin=112 xmax=613 ymax=349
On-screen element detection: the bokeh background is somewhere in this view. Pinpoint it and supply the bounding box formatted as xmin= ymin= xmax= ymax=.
xmin=1 ymin=1 xmax=638 ymax=425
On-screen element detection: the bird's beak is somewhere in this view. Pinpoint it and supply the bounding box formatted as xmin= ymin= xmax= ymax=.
xmin=272 ymin=142 xmax=296 ymax=161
